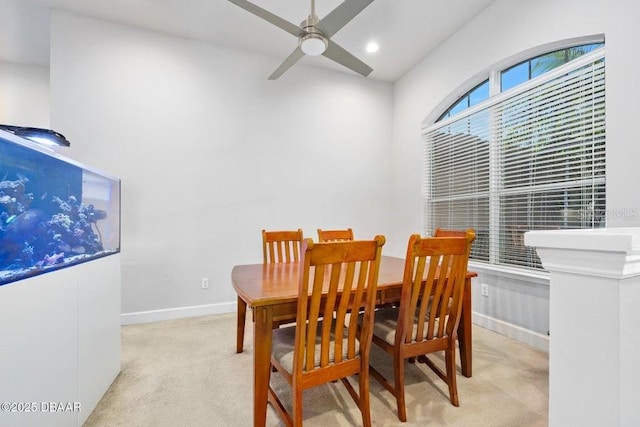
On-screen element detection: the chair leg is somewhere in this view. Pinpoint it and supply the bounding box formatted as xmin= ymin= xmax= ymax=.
xmin=236 ymin=296 xmax=247 ymax=353
xmin=394 ymin=354 xmax=407 ymax=422
xmin=268 ymin=364 xmax=294 ymax=427
xmin=293 ymin=386 xmax=304 ymax=427
xmin=359 ymin=368 xmax=372 ymax=427
xmin=446 ymin=344 xmax=460 ymax=407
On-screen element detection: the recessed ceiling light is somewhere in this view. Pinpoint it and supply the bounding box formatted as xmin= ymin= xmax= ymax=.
xmin=366 ymin=41 xmax=379 ymax=53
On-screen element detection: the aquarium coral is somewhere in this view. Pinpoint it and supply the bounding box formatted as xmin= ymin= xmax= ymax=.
xmin=48 ymin=195 xmax=105 ymax=256
xmin=0 ymin=177 xmax=106 ymax=272
xmin=0 ymin=175 xmax=33 ymax=231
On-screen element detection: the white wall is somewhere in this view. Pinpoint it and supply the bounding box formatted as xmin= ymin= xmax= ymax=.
xmin=49 ymin=11 xmax=393 ymax=316
xmin=391 ymin=0 xmax=640 ymax=346
xmin=0 ymin=61 xmax=49 ymax=127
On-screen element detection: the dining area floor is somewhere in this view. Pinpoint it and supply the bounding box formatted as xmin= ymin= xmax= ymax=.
xmin=84 ymin=313 xmax=548 ymax=426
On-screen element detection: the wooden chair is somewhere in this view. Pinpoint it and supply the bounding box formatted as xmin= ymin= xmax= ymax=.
xmin=317 ymin=228 xmax=354 ymax=242
xmin=268 ymin=236 xmax=386 ymax=427
xmin=236 ymin=229 xmax=303 ymax=353
xmin=367 ymin=231 xmax=475 ymax=422
xmin=432 ymin=228 xmax=475 ymax=368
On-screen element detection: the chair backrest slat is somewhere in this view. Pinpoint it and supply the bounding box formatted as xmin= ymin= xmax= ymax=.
xmin=295 ymin=237 xmax=385 ymax=374
xmin=305 ymin=266 xmax=324 ymax=371
xmin=347 ymin=260 xmax=369 ymax=358
xmin=334 ymin=261 xmax=354 ymax=362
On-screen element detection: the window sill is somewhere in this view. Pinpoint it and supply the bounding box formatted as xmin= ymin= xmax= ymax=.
xmin=468 ymin=260 xmax=550 ymax=285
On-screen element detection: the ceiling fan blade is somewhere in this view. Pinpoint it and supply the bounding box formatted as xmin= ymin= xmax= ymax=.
xmin=269 ymin=47 xmax=305 ymax=80
xmin=322 ymin=40 xmax=373 ymax=77
xmin=227 ymin=0 xmax=301 ymax=37
xmin=318 ymin=0 xmax=373 ymax=38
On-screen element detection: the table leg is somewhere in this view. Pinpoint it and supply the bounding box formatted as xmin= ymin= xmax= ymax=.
xmin=253 ymin=305 xmax=273 ymax=427
xmin=458 ymin=277 xmax=472 ymax=378
xmin=237 ymin=296 xmax=247 ymax=353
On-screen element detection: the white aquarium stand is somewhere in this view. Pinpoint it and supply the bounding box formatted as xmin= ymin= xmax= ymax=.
xmin=0 ymin=254 xmax=121 ymax=427
xmin=525 ymin=228 xmax=640 ymax=427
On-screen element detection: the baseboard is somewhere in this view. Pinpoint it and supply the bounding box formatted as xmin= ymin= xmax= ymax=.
xmin=121 ymin=302 xmax=236 ymax=325
xmin=472 ymin=312 xmax=549 ymax=352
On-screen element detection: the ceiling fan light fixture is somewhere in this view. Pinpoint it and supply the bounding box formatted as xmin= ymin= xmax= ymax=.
xmin=299 ymin=33 xmax=328 ymax=56
xmin=366 ymin=41 xmax=379 ymax=53
xmin=227 ymin=0 xmax=373 ymax=78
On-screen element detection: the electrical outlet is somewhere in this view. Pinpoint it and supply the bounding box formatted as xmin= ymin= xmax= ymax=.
xmin=201 ymin=278 xmax=209 ymax=289
xmin=481 ymin=284 xmax=489 ymax=297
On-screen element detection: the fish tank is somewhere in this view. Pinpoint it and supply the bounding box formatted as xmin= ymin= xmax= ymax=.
xmin=0 ymin=129 xmax=120 ymax=286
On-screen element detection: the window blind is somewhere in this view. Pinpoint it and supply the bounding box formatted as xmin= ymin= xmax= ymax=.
xmin=425 ymin=109 xmax=491 ymax=261
xmin=424 ymin=51 xmax=605 ymax=270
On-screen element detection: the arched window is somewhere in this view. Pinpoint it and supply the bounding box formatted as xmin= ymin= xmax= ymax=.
xmin=500 ymin=43 xmax=603 ymax=91
xmin=424 ymin=39 xmax=605 ymax=270
xmin=437 ymin=80 xmax=489 ymax=121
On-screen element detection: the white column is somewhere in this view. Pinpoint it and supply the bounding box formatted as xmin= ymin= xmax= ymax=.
xmin=525 ymin=228 xmax=640 ymax=427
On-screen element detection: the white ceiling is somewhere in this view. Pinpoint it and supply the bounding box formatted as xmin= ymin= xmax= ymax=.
xmin=1 ymin=0 xmax=496 ymax=82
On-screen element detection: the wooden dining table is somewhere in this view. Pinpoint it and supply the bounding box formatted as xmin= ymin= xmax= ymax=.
xmin=232 ymin=255 xmax=477 ymax=427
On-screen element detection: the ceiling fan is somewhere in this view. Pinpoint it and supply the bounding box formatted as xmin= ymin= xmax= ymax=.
xmin=227 ymin=0 xmax=374 ymax=79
